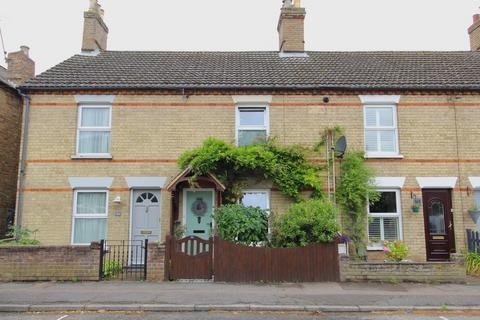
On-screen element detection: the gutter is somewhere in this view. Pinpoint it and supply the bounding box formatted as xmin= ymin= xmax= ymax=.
xmin=14 ymin=89 xmax=31 ymax=237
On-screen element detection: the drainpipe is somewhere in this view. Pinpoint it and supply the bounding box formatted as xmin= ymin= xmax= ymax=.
xmin=15 ymin=90 xmax=31 ymax=238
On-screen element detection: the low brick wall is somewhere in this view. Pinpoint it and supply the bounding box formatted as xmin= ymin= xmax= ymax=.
xmin=146 ymin=243 xmax=166 ymax=282
xmin=340 ymin=255 xmax=466 ymax=284
xmin=0 ymin=243 xmax=100 ymax=282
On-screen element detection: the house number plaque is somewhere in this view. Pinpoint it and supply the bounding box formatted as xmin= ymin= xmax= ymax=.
xmin=141 ymin=230 xmax=152 ymax=235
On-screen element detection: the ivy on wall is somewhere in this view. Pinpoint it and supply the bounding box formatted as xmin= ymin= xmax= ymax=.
xmin=178 ymin=138 xmax=323 ymax=203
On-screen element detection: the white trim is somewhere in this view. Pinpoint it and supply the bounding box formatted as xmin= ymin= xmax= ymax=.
xmin=182 ymin=188 xmax=216 ymax=236
xmin=74 ymin=95 xmax=115 ymax=104
xmin=367 ymin=189 xmax=403 ymax=251
xmin=232 ymin=95 xmax=272 ymax=104
xmin=416 ymin=177 xmax=458 ymax=189
xmin=363 ymin=104 xmax=400 ymax=158
xmin=68 ymin=177 xmax=114 ymax=189
xmin=359 ymin=95 xmax=401 ymax=105
xmin=75 ymin=104 xmax=112 ymax=157
xmin=125 ymin=177 xmax=167 ymax=189
xmin=71 ymin=189 xmax=109 ymax=245
xmin=235 ymin=105 xmax=270 ymax=146
xmin=469 ymin=177 xmax=480 ymax=189
xmin=241 ymin=189 xmax=271 ymax=211
xmin=373 ymin=177 xmax=406 ymax=189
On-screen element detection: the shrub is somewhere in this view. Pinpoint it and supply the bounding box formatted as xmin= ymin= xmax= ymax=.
xmin=213 ymin=204 xmax=269 ymax=246
xmin=272 ymin=199 xmax=340 ymax=247
xmin=383 ymin=241 xmax=409 ymax=262
xmin=103 ymin=260 xmax=123 ymax=279
xmin=466 ymin=252 xmax=480 ymax=276
xmin=0 ymin=226 xmax=40 ymax=246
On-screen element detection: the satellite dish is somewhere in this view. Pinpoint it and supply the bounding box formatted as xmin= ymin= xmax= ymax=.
xmin=334 ymin=136 xmax=347 ymax=158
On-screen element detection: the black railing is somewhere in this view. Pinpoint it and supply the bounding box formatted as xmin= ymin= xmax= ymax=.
xmin=99 ymin=239 xmax=148 ymax=281
xmin=467 ymin=229 xmax=480 ymax=254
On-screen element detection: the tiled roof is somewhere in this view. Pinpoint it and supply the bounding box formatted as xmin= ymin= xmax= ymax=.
xmin=20 ymin=51 xmax=480 ymax=91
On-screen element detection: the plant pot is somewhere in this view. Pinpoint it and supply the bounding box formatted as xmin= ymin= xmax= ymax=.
xmin=411 ymin=206 xmax=421 ymax=213
xmin=468 ymin=210 xmax=480 ymax=224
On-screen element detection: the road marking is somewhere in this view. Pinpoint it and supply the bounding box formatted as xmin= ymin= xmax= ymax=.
xmin=56 ymin=316 xmax=69 ymax=320
xmin=439 ymin=317 xmax=449 ymax=320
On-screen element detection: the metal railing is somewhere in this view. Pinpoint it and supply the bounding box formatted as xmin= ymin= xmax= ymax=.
xmin=99 ymin=239 xmax=148 ymax=281
xmin=467 ymin=229 xmax=480 ymax=254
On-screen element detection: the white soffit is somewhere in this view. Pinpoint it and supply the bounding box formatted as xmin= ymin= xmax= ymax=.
xmin=74 ymin=95 xmax=116 ymax=104
xmin=373 ymin=177 xmax=406 ymax=189
xmin=125 ymin=177 xmax=167 ymax=189
xmin=416 ymin=177 xmax=458 ymax=189
xmin=232 ymin=95 xmax=272 ymax=104
xmin=359 ymin=95 xmax=401 ymax=104
xmin=469 ymin=177 xmax=480 ymax=189
xmin=69 ymin=177 xmax=114 ymax=189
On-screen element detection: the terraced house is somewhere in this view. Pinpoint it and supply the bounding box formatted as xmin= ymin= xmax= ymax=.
xmin=16 ymin=0 xmax=480 ymax=262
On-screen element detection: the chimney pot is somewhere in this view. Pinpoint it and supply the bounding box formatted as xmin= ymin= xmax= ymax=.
xmin=20 ymin=45 xmax=30 ymax=57
xmin=82 ymin=0 xmax=109 ymax=52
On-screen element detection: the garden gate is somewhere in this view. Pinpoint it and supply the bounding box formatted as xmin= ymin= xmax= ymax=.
xmin=99 ymin=239 xmax=148 ymax=281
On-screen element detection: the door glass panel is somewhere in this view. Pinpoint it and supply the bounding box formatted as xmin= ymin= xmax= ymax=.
xmin=428 ymin=199 xmax=446 ymax=235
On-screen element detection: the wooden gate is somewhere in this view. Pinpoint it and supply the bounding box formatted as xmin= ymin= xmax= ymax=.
xmin=166 ymin=235 xmax=213 ymax=280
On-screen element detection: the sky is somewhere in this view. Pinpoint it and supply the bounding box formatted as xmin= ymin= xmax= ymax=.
xmin=1 ymin=0 xmax=479 ymax=74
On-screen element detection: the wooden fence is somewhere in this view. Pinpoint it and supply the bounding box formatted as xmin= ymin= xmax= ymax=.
xmin=213 ymin=237 xmax=339 ymax=282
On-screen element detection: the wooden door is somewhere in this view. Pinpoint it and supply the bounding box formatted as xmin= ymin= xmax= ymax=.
xmin=422 ymin=189 xmax=455 ymax=261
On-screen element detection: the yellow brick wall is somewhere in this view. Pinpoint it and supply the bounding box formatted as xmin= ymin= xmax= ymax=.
xmin=20 ymin=93 xmax=480 ymax=262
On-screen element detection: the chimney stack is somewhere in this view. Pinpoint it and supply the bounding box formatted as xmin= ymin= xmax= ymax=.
xmin=82 ymin=0 xmax=109 ymax=52
xmin=469 ymin=12 xmax=480 ymax=51
xmin=6 ymin=45 xmax=35 ymax=86
xmin=278 ymin=0 xmax=306 ymax=53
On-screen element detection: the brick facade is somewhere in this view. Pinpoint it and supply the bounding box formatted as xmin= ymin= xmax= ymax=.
xmin=0 ymin=243 xmax=100 ymax=281
xmin=146 ymin=243 xmax=166 ymax=281
xmin=18 ymin=92 xmax=480 ymax=261
xmin=0 ymin=84 xmax=22 ymax=238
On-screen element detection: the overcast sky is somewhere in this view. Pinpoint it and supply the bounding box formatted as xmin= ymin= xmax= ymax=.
xmin=1 ymin=0 xmax=479 ymax=74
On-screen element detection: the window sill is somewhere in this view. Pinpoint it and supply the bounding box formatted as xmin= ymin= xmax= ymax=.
xmin=365 ymin=154 xmax=404 ymax=159
xmin=71 ymin=154 xmax=112 ymax=160
xmin=367 ymin=246 xmax=384 ymax=251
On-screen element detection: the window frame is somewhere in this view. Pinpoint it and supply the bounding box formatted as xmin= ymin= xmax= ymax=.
xmin=367 ymin=188 xmax=403 ymax=250
xmin=71 ymin=189 xmax=109 ymax=246
xmin=75 ymin=104 xmax=112 ymax=158
xmin=235 ymin=104 xmax=270 ymax=146
xmin=363 ymin=104 xmax=400 ymax=158
xmin=241 ymin=189 xmax=271 ymax=212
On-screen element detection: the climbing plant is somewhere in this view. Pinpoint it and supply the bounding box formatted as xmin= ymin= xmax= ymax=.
xmin=336 ymin=152 xmax=379 ymax=259
xmin=178 ymin=138 xmax=323 ymax=203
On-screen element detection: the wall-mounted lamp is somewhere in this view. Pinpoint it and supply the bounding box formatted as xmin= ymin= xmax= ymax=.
xmin=113 ymin=196 xmax=121 ymax=204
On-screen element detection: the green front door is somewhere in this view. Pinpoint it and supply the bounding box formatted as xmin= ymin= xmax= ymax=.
xmin=184 ymin=190 xmax=214 ymax=240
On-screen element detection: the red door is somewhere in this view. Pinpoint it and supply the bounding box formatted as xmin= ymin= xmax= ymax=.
xmin=422 ymin=189 xmax=455 ymax=261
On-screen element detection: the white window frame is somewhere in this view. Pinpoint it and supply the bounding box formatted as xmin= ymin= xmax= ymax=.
xmin=75 ymin=104 xmax=112 ymax=158
xmin=241 ymin=189 xmax=271 ymax=212
xmin=363 ymin=105 xmax=400 ymax=158
xmin=235 ymin=105 xmax=270 ymax=146
xmin=367 ymin=189 xmax=403 ymax=250
xmin=71 ymin=189 xmax=109 ymax=245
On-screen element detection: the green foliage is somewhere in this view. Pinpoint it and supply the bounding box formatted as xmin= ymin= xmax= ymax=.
xmin=178 ymin=138 xmax=323 ymax=203
xmin=272 ymin=199 xmax=340 ymax=247
xmin=0 ymin=226 xmax=40 ymax=246
xmin=336 ymin=152 xmax=379 ymax=258
xmin=214 ymin=204 xmax=269 ymax=246
xmin=466 ymin=252 xmax=480 ymax=276
xmin=383 ymin=240 xmax=409 ymax=262
xmin=103 ymin=260 xmax=123 ymax=279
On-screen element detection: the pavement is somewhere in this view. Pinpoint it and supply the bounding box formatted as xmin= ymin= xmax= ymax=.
xmin=0 ymin=280 xmax=480 ymax=313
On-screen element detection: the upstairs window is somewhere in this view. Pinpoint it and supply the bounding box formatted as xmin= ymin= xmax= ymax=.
xmin=236 ymin=107 xmax=269 ymax=146
xmin=364 ymin=105 xmax=399 ymax=157
xmin=76 ymin=105 xmax=111 ymax=156
xmin=367 ymin=190 xmax=402 ymax=250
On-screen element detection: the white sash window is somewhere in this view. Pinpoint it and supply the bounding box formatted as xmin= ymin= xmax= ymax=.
xmin=76 ymin=105 xmax=111 ymax=157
